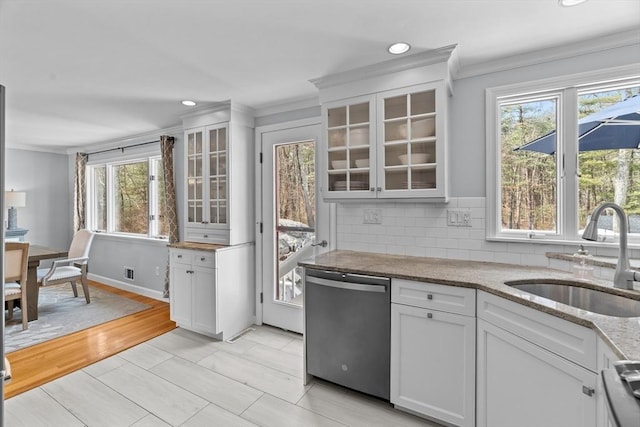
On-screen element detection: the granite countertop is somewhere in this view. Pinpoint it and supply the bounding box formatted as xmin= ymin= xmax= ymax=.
xmin=299 ymin=250 xmax=640 ymax=361
xmin=168 ymin=241 xmax=228 ymax=252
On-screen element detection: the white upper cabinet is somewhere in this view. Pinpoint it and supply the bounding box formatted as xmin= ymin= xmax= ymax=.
xmin=314 ymin=45 xmax=455 ymax=202
xmin=182 ymin=102 xmax=254 ymax=245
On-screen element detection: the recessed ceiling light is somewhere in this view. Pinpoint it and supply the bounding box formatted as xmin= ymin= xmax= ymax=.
xmin=558 ymin=0 xmax=587 ymax=6
xmin=388 ymin=42 xmax=411 ymax=55
xmin=182 ymin=100 xmax=196 ymax=107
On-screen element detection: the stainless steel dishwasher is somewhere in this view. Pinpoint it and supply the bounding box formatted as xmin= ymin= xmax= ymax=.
xmin=304 ymin=268 xmax=390 ymax=400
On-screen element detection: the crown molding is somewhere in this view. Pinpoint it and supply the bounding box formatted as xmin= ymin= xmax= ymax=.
xmin=310 ymin=44 xmax=458 ymax=90
xmin=456 ymin=29 xmax=640 ymax=80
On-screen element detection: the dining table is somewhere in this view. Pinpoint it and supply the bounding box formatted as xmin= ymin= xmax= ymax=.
xmin=26 ymin=245 xmax=69 ymax=321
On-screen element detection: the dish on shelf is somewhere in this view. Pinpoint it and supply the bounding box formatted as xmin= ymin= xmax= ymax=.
xmin=411 ymin=118 xmax=435 ymax=138
xmin=355 ymin=159 xmax=369 ymax=168
xmin=349 ymin=128 xmax=369 ymax=146
xmin=333 ymin=180 xmax=369 ymax=191
xmin=401 ymin=180 xmax=436 ymax=189
xmin=398 ymin=153 xmax=431 ymax=165
xmin=331 ymin=160 xmax=348 ymax=169
xmin=329 ymin=131 xmax=345 ymax=147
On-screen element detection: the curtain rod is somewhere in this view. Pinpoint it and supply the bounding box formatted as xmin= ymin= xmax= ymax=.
xmin=85 ymin=136 xmax=174 ymax=157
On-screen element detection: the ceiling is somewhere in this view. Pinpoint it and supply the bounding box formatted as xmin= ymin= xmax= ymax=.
xmin=0 ymin=0 xmax=638 ymax=151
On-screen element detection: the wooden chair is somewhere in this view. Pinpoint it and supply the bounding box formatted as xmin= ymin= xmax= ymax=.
xmin=4 ymin=241 xmax=29 ymax=330
xmin=37 ymin=230 xmax=95 ymax=303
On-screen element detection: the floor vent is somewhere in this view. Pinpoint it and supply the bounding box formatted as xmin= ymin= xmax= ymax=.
xmin=124 ymin=267 xmax=135 ymax=280
xmin=226 ymin=327 xmax=255 ymax=343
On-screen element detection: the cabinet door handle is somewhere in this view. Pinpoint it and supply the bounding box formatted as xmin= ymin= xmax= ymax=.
xmin=370 ymin=187 xmax=375 ymax=192
xmin=201 ymin=221 xmax=209 ymax=224
xmin=200 ymin=257 xmax=206 ymax=261
xmin=376 ymin=187 xmax=382 ymax=192
xmin=203 ymin=234 xmax=209 ymax=238
xmin=427 ymin=312 xmax=433 ymax=319
xmin=177 ymin=255 xmax=182 ymax=258
xmin=427 ymin=294 xmax=433 ymax=300
xmin=582 ymin=386 xmax=595 ymax=397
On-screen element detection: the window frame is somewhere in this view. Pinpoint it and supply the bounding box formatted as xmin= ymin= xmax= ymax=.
xmin=486 ymin=65 xmax=640 ymax=246
xmin=87 ymin=154 xmax=168 ymax=240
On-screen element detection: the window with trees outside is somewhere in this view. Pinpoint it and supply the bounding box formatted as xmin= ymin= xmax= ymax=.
xmin=489 ymin=74 xmax=640 ymax=244
xmin=87 ymin=156 xmax=167 ymax=239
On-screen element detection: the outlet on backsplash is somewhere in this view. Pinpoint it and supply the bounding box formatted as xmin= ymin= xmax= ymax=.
xmin=363 ymin=208 xmax=382 ymax=224
xmin=447 ymin=209 xmax=472 ymax=227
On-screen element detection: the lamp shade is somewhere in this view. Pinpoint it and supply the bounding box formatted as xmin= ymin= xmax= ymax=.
xmin=5 ymin=191 xmax=26 ymax=208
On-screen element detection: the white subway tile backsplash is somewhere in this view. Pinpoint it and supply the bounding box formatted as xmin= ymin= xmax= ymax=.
xmin=334 ymin=197 xmax=633 ymax=278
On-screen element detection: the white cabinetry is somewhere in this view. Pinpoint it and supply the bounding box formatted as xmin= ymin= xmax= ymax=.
xmin=182 ymin=102 xmax=254 ymax=245
xmin=169 ymin=244 xmax=254 ymax=340
xmin=477 ymin=291 xmax=598 ymax=427
xmin=596 ymin=337 xmax=620 ymax=427
xmin=390 ymin=279 xmax=475 ymax=427
xmin=314 ymin=46 xmax=455 ymax=202
xmin=323 ymin=82 xmax=447 ymax=200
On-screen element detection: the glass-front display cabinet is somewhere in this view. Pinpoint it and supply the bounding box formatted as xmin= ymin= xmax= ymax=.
xmin=322 ymin=81 xmax=446 ymax=200
xmin=323 ymin=94 xmax=376 ymax=199
xmin=378 ymin=84 xmax=442 ymax=197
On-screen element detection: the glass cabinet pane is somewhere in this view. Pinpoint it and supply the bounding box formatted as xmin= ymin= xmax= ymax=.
xmin=328 ymin=106 xmax=347 ymax=127
xmin=382 ymin=87 xmax=438 ymax=193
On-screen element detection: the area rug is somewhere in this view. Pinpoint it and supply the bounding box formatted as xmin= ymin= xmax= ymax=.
xmin=5 ymin=283 xmax=151 ymax=353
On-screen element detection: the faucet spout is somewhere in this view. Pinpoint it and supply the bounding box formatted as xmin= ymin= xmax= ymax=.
xmin=582 ymin=202 xmax=638 ymax=290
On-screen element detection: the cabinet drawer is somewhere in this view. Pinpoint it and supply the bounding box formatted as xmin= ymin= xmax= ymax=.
xmin=392 ymin=279 xmax=475 ymax=316
xmin=170 ymin=249 xmax=192 ymax=265
xmin=477 ymin=290 xmax=597 ymax=371
xmin=192 ymin=252 xmax=216 ymax=269
xmin=185 ymin=228 xmax=230 ymax=245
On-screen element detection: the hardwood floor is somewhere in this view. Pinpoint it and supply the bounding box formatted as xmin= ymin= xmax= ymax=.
xmin=4 ymin=280 xmax=176 ymax=399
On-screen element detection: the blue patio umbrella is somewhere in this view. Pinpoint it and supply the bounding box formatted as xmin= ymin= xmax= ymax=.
xmin=514 ymin=95 xmax=640 ymax=154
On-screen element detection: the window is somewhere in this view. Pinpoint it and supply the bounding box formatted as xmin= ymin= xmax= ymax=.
xmin=488 ymin=70 xmax=640 ymax=244
xmin=88 ymin=156 xmax=167 ymax=239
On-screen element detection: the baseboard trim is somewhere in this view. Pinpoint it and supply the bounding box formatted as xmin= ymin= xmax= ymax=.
xmin=88 ymin=273 xmax=167 ymax=302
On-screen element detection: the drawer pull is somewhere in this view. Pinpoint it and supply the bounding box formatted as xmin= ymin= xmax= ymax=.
xmin=203 ymin=234 xmax=209 ymax=238
xmin=427 ymin=294 xmax=433 ymax=300
xmin=200 ymin=257 xmax=206 ymax=261
xmin=427 ymin=312 xmax=433 ymax=319
xmin=582 ymin=386 xmax=595 ymax=397
xmin=177 ymin=255 xmax=182 ymax=258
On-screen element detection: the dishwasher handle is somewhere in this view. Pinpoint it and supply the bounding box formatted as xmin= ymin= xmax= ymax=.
xmin=305 ymin=276 xmax=387 ymax=293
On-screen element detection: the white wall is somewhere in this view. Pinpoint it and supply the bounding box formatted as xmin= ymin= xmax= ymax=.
xmin=5 ymin=148 xmax=72 ymax=249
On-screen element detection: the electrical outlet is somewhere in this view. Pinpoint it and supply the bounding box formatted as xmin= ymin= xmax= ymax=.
xmin=448 ymin=209 xmax=472 ymax=227
xmin=363 ymin=208 xmax=382 ymax=224
xmin=461 ymin=209 xmax=472 ymax=227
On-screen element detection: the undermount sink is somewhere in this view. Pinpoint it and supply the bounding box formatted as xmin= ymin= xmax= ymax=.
xmin=504 ymin=280 xmax=640 ymax=318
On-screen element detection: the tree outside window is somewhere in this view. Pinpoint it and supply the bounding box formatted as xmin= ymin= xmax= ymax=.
xmin=495 ymin=78 xmax=640 ymax=242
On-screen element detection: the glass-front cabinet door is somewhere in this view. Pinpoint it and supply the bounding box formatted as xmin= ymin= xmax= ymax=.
xmin=186 ymin=129 xmax=204 ymax=225
xmin=323 ymin=94 xmax=375 ymax=199
xmin=208 ymin=126 xmax=228 ymax=225
xmin=377 ymin=83 xmax=445 ymax=198
xmin=185 ymin=125 xmax=229 ymax=229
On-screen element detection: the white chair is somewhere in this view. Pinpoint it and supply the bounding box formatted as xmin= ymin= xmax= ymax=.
xmin=37 ymin=230 xmax=95 ymax=303
xmin=5 ymin=241 xmax=29 ymax=330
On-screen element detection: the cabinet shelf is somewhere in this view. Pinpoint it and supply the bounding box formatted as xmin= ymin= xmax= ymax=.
xmin=384 ymin=163 xmax=436 ymax=171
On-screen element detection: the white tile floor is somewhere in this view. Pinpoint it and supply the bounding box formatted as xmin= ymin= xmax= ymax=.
xmin=5 ymin=325 xmax=441 ymax=427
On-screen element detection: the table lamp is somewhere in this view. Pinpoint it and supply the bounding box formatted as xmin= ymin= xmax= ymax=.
xmin=5 ymin=189 xmax=26 ymax=230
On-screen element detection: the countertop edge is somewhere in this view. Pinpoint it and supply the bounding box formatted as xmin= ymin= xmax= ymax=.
xmin=299 ymin=250 xmax=640 ymax=361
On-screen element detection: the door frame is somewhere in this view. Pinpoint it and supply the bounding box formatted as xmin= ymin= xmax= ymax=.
xmin=254 ymin=116 xmax=336 ymax=328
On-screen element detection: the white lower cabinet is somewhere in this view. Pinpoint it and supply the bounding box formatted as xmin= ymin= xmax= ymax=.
xmin=390 ymin=280 xmax=475 ymax=427
xmin=477 ymin=291 xmax=597 ymax=427
xmin=169 ymin=244 xmax=254 ymax=340
xmin=596 ymin=337 xmax=620 ymax=427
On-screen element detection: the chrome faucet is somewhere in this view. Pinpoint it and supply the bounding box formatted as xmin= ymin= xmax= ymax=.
xmin=582 ymin=202 xmax=639 ymax=290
